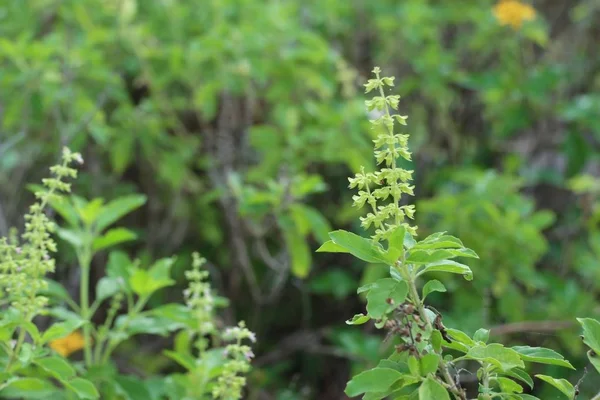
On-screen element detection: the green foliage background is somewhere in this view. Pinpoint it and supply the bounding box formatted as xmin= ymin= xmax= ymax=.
xmin=1 ymin=0 xmax=600 ymax=398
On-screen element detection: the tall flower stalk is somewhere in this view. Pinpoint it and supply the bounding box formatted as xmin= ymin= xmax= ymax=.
xmin=349 ymin=66 xmax=416 ymax=241
xmin=0 ymin=148 xmax=82 ymax=370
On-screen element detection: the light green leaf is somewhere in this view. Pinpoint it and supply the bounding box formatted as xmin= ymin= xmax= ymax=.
xmin=577 ymin=318 xmax=600 ymax=354
xmin=345 ymin=368 xmax=403 ymax=397
xmin=377 ymin=360 xmax=410 ymax=374
xmin=346 ymin=314 xmax=371 ymax=325
xmin=414 ymin=234 xmax=464 ymax=249
xmin=407 ymin=355 xmax=420 ymax=376
xmin=446 ymin=329 xmax=475 ymax=347
xmin=114 ymin=314 xmax=174 ymax=336
xmin=534 ymin=375 xmax=575 ymax=399
xmin=129 ymin=258 xmax=175 ymax=297
xmin=41 ymin=319 xmax=84 ymax=344
xmin=316 ymin=240 xmax=348 ymax=253
xmin=512 ymin=346 xmax=574 ymax=369
xmin=48 ymin=197 xmax=79 ymax=227
xmin=473 ymin=328 xmax=489 ymax=344
xmin=366 ymin=278 xmax=408 ymax=318
xmin=114 ymin=375 xmax=153 ymax=400
xmin=164 ymin=350 xmax=196 ymax=370
xmin=420 ymin=353 xmax=440 ymax=376
xmin=130 ymin=270 xmax=174 ymax=298
xmin=407 ymin=249 xmax=454 ymax=264
xmin=586 ymin=350 xmax=600 ymax=375
xmin=357 ymin=282 xmax=378 ymax=294
xmin=149 ymin=304 xmax=194 ymax=330
xmin=417 ymin=260 xmax=473 ymax=281
xmin=418 ymin=377 xmax=450 ymax=400
xmin=386 ymin=225 xmax=406 ymax=261
xmin=96 ymin=277 xmax=122 ymax=303
xmin=0 ymin=377 xmax=57 ymax=398
xmin=92 ymin=227 xmax=137 ymax=252
xmin=404 ymin=231 xmax=417 ymax=249
xmin=107 ymin=251 xmax=133 ymax=286
xmin=328 ymin=230 xmax=391 ymax=264
xmin=57 ymin=228 xmax=85 ymax=248
xmin=41 ymin=280 xmax=73 ymax=305
xmin=422 ymin=280 xmax=446 ymax=300
xmin=517 ymin=395 xmax=540 ymax=400
xmin=78 ymin=198 xmax=105 ymax=226
xmin=407 ymin=248 xmax=478 ymax=264
xmin=496 ymin=377 xmax=523 ymax=394
xmin=467 ymin=344 xmax=524 ymax=371
xmin=35 ymin=356 xmax=75 ymax=381
xmin=95 ymin=194 xmax=147 ymax=232
xmin=65 ymin=378 xmax=100 ymax=399
xmin=21 ymin=321 xmax=40 ymax=343
xmin=431 ymin=330 xmax=443 ymax=353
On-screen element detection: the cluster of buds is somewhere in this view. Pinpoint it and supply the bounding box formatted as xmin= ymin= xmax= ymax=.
xmin=379 ymin=300 xmax=430 ymax=357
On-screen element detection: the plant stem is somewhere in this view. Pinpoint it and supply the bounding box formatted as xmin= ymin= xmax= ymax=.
xmin=6 ymin=328 xmax=27 ymax=371
xmin=100 ymin=295 xmax=148 ymax=364
xmin=480 ymin=363 xmax=493 ymax=400
xmin=401 ymin=262 xmax=466 ymax=400
xmin=78 ymin=247 xmax=93 ymax=366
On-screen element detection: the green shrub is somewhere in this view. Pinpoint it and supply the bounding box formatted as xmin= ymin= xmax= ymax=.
xmin=0 ymin=149 xmax=254 ymax=399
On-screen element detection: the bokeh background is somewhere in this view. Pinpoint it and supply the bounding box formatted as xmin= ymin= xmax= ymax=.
xmin=2 ymin=0 xmax=600 ymax=398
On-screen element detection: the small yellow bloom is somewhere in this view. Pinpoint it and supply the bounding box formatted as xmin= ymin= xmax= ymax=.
xmin=493 ymin=0 xmax=536 ymax=29
xmin=49 ymin=331 xmax=86 ymax=357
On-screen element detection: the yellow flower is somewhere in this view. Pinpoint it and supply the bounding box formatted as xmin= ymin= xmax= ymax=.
xmin=49 ymin=331 xmax=86 ymax=357
xmin=493 ymin=0 xmax=536 ymax=29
